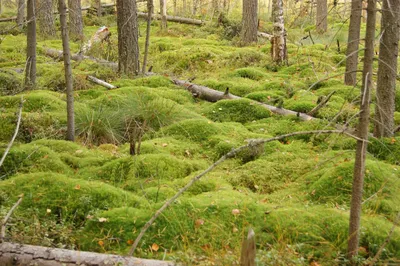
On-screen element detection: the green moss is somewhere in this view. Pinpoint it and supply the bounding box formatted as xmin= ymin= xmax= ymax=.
xmin=0 ymin=172 xmax=140 ymax=222
xmin=284 ymin=90 xmax=318 ymax=113
xmin=0 ymin=90 xmax=66 ymax=112
xmin=160 ymin=119 xmax=220 ymax=142
xmin=232 ymin=67 xmax=268 ymax=81
xmin=205 ymin=99 xmax=271 ymax=123
xmin=307 ymin=159 xmax=400 ymax=216
xmin=0 ymin=70 xmax=22 ymax=95
xmin=368 ymin=137 xmax=400 ymax=165
xmin=245 ymin=90 xmax=286 ymax=102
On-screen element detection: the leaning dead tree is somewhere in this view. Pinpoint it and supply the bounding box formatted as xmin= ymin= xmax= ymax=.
xmin=25 ymin=0 xmax=36 ymax=89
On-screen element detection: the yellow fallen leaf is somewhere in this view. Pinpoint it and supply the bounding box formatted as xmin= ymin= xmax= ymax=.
xmin=195 ymin=219 xmax=204 ymax=228
xmin=75 ymin=184 xmax=81 ymax=190
xmin=98 ymin=217 xmax=108 ymax=222
xmin=98 ymin=240 xmax=104 ymax=246
xmin=127 ymin=239 xmax=134 ymax=245
xmin=46 ymin=209 xmax=51 ymax=214
xmin=232 ymin=209 xmax=240 ymax=215
xmin=151 ymin=243 xmax=159 ymax=251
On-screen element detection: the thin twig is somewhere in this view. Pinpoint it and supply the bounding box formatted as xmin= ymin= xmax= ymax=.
xmin=128 ymin=129 xmax=363 ymax=255
xmin=308 ymin=91 xmax=336 ymax=117
xmin=0 ymin=96 xmax=24 ymax=168
xmin=0 ymin=197 xmax=23 ymax=242
xmin=368 ymin=212 xmax=400 ymax=265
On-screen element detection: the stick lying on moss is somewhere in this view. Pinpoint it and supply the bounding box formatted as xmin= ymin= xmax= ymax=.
xmin=128 ymin=129 xmax=364 ymax=255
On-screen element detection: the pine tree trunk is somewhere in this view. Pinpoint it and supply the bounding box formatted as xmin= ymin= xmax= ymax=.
xmin=17 ymin=0 xmax=25 ymax=29
xmin=35 ymin=0 xmax=56 ymax=37
xmin=59 ymin=0 xmax=75 ymax=141
xmin=25 ymin=0 xmax=36 ymax=89
xmin=68 ymin=0 xmax=84 ymax=40
xmin=240 ymin=0 xmax=258 ymax=44
xmin=160 ymin=0 xmax=167 ymax=30
xmin=117 ymin=0 xmax=140 ymax=76
xmin=373 ymin=0 xmax=400 ymax=137
xmin=316 ymin=0 xmax=327 ymax=33
xmin=91 ymin=0 xmax=102 ymax=16
xmin=347 ymin=0 xmax=376 ymax=259
xmin=344 ymin=0 xmax=362 ymax=85
xmin=142 ymin=0 xmax=153 ymax=74
xmin=271 ymin=0 xmax=287 ymax=64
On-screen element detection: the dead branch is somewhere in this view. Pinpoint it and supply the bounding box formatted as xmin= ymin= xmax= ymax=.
xmin=0 ymin=197 xmax=23 ymax=242
xmin=172 ymin=79 xmax=316 ymax=121
xmin=257 ymin=31 xmax=273 ymax=40
xmin=86 ymin=75 xmax=117 ymax=89
xmin=307 ymin=90 xmax=336 ymax=116
xmin=128 ymin=129 xmax=363 ymax=255
xmin=137 ymin=12 xmax=203 ymax=25
xmin=368 ymin=212 xmax=400 ymax=265
xmin=0 ymin=242 xmax=173 ymax=265
xmin=0 ymin=96 xmax=23 ymax=168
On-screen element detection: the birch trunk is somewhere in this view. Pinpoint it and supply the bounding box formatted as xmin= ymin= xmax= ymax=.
xmin=271 ymin=0 xmax=287 ymax=64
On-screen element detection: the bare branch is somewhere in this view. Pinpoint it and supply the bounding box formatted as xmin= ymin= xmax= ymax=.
xmin=0 ymin=96 xmax=24 ymax=168
xmin=0 ymin=197 xmax=23 ymax=242
xmin=308 ymin=91 xmax=336 ymax=117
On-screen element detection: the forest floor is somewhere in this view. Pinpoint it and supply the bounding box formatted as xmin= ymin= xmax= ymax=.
xmin=1 ymin=9 xmax=400 ymax=265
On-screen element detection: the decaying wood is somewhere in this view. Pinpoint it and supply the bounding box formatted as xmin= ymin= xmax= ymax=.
xmin=172 ymin=79 xmax=316 ymax=121
xmin=240 ymin=228 xmax=256 ymax=266
xmin=129 ymin=129 xmax=363 ymax=255
xmin=137 ymin=12 xmax=203 ymax=25
xmin=0 ymin=96 xmax=23 ymax=169
xmin=0 ymin=242 xmax=173 ymax=266
xmin=86 ymin=75 xmax=117 ymax=89
xmin=307 ymin=90 xmax=336 ymax=117
xmin=1 ymin=197 xmax=23 ymax=242
xmin=43 ymin=48 xmax=118 ymax=69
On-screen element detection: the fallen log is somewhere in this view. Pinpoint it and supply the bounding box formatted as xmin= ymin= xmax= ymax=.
xmin=0 ymin=242 xmax=174 ymax=266
xmin=43 ymin=48 xmax=118 ymax=70
xmin=137 ymin=12 xmax=203 ymax=25
xmin=87 ymin=75 xmax=117 ymax=89
xmin=172 ymin=79 xmax=316 ymax=121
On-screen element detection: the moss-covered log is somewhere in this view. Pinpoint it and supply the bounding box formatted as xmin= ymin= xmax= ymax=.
xmin=0 ymin=242 xmax=174 ymax=266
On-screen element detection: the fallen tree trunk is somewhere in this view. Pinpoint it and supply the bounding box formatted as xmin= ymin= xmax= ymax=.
xmin=137 ymin=12 xmax=203 ymax=25
xmin=43 ymin=48 xmax=118 ymax=69
xmin=257 ymin=31 xmax=273 ymax=40
xmin=172 ymin=79 xmax=315 ymax=121
xmin=0 ymin=242 xmax=173 ymax=266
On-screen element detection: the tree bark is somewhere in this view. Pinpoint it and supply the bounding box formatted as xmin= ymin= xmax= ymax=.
xmin=142 ymin=0 xmax=154 ymax=74
xmin=347 ymin=0 xmax=376 ymax=259
xmin=240 ymin=0 xmax=258 ymax=44
xmin=35 ymin=0 xmax=56 ymax=37
xmin=0 ymin=242 xmax=173 ymax=266
xmin=59 ymin=0 xmax=75 ymax=142
xmin=25 ymin=0 xmax=36 ymax=90
xmin=17 ymin=0 xmax=25 ymax=28
xmin=117 ymin=0 xmax=140 ymax=77
xmin=91 ymin=0 xmax=102 ymax=16
xmin=271 ymin=0 xmax=287 ymax=64
xmin=68 ymin=0 xmax=84 ymax=40
xmin=240 ymin=228 xmax=256 ymax=266
xmin=344 ymin=0 xmax=362 ymax=85
xmin=373 ymin=0 xmax=400 ymax=137
xmin=160 ymin=0 xmax=167 ymax=30
xmin=316 ymin=0 xmax=327 ymax=33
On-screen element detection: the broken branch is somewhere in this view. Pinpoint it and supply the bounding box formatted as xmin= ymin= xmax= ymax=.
xmin=86 ymin=75 xmax=117 ymax=89
xmin=307 ymin=90 xmax=336 ymax=116
xmin=1 ymin=197 xmax=23 ymax=242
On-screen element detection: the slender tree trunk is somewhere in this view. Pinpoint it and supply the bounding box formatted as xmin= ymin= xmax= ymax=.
xmin=0 ymin=0 xmax=2 ymax=15
xmin=271 ymin=0 xmax=287 ymax=64
xmin=68 ymin=0 xmax=84 ymax=40
xmin=182 ymin=0 xmax=186 ymax=15
xmin=25 ymin=0 xmax=36 ymax=89
xmin=240 ymin=0 xmax=258 ymax=44
xmin=344 ymin=0 xmax=362 ymax=85
xmin=117 ymin=0 xmax=140 ymax=76
xmin=347 ymin=0 xmax=376 ymax=259
xmin=35 ymin=0 xmax=56 ymax=37
xmin=91 ymin=0 xmax=102 ymax=16
xmin=142 ymin=0 xmax=153 ymax=74
xmin=17 ymin=0 xmax=25 ymax=29
xmin=374 ymin=0 xmax=400 ymax=137
xmin=316 ymin=0 xmax=327 ymax=33
xmin=59 ymin=0 xmax=75 ymax=141
xmin=160 ymin=0 xmax=167 ymax=30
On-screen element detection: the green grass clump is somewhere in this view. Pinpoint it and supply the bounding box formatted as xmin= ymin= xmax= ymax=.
xmin=368 ymin=136 xmax=400 ymax=165
xmin=0 ymin=90 xmax=66 ymax=112
xmin=204 ymin=99 xmax=271 ymax=123
xmin=0 ymin=172 xmax=140 ymax=223
xmin=0 ymin=69 xmax=22 ymax=95
xmin=160 ymin=119 xmax=220 ymax=143
xmin=306 ymin=159 xmax=400 ymax=216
